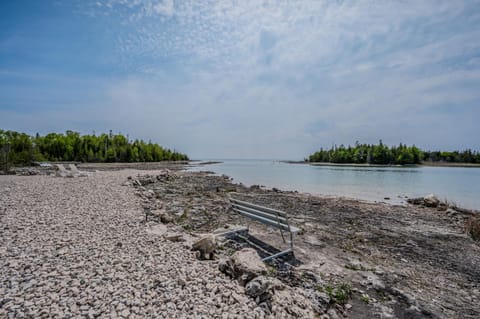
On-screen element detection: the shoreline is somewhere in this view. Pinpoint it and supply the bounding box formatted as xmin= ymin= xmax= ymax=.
xmin=12 ymin=161 xmax=480 ymax=212
xmin=286 ymin=160 xmax=480 ymax=168
xmin=137 ymin=167 xmax=480 ymax=318
xmin=1 ymin=165 xmax=479 ymax=318
xmin=189 ymin=161 xmax=480 ymax=212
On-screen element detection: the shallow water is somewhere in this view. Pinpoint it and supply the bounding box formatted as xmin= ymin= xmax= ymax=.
xmin=189 ymin=159 xmax=480 ymax=210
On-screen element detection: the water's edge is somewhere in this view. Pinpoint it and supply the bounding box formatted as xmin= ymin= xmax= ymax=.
xmin=188 ymin=159 xmax=480 ymax=210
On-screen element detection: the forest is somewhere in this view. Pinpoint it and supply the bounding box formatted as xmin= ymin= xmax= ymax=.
xmin=308 ymin=141 xmax=480 ymax=165
xmin=0 ymin=129 xmax=188 ymax=169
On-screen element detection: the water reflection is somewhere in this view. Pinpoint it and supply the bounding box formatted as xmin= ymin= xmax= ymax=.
xmin=188 ymin=160 xmax=480 ymax=210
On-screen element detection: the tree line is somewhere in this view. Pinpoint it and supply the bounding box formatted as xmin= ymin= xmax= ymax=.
xmin=308 ymin=141 xmax=480 ymax=165
xmin=0 ymin=129 xmax=188 ymax=169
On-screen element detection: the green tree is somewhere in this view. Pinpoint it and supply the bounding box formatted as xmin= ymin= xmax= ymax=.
xmin=0 ymin=129 xmax=189 ymax=166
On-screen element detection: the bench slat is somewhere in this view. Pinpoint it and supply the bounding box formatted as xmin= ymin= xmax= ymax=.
xmin=230 ymin=198 xmax=288 ymax=218
xmin=232 ymin=208 xmax=300 ymax=233
xmin=232 ymin=208 xmax=291 ymax=231
xmin=231 ymin=202 xmax=288 ymax=223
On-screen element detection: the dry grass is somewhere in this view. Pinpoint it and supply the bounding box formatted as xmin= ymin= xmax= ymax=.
xmin=466 ymin=216 xmax=480 ymax=241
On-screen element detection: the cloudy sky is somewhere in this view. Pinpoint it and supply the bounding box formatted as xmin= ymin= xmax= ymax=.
xmin=1 ymin=1 xmax=479 ymax=159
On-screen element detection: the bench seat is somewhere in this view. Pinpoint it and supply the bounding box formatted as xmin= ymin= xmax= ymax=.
xmin=225 ymin=197 xmax=299 ymax=261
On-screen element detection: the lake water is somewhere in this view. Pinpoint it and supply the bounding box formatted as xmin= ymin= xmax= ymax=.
xmin=189 ymin=160 xmax=480 ymax=210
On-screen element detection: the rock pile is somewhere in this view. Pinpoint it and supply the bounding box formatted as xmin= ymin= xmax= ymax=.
xmin=407 ymin=194 xmax=443 ymax=208
xmin=128 ymin=170 xmax=177 ymax=187
xmin=14 ymin=167 xmax=42 ymax=176
xmin=218 ymin=248 xmax=314 ymax=317
xmin=129 ymin=170 xmax=244 ymax=233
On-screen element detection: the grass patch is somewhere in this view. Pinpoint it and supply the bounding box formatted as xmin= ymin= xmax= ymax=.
xmin=466 ymin=216 xmax=480 ymax=241
xmin=177 ymin=207 xmax=189 ymax=224
xmin=226 ymin=248 xmax=236 ymax=256
xmin=360 ymin=294 xmax=370 ymax=303
xmin=266 ymin=265 xmax=276 ymax=277
xmin=323 ymin=282 xmax=352 ymax=305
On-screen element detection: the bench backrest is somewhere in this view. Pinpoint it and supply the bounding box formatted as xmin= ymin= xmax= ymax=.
xmin=230 ymin=198 xmax=299 ymax=233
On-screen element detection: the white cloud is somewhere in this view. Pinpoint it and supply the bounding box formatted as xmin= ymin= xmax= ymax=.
xmin=3 ymin=0 xmax=480 ymax=159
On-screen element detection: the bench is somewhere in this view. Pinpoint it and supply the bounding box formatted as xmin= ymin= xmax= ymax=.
xmin=223 ymin=197 xmax=300 ymax=262
xmin=68 ymin=164 xmax=88 ymax=177
xmin=55 ymin=164 xmax=71 ymax=177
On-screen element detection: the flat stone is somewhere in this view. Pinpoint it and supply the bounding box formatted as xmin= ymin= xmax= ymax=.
xmin=146 ymin=224 xmax=168 ymax=236
xmin=164 ymin=232 xmax=184 ymax=242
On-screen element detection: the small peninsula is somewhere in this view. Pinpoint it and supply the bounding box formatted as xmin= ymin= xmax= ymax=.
xmin=307 ymin=141 xmax=480 ymax=166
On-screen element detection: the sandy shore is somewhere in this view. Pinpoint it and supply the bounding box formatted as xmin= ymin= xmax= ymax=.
xmin=1 ymin=165 xmax=479 ymax=318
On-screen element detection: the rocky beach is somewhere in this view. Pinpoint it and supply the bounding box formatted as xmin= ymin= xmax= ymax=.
xmin=1 ymin=163 xmax=479 ymax=318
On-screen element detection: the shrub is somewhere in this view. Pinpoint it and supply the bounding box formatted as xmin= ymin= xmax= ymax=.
xmin=466 ymin=216 xmax=480 ymax=241
xmin=324 ymin=282 xmax=352 ymax=305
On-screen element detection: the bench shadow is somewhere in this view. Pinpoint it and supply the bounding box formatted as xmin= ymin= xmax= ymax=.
xmin=225 ymin=232 xmax=302 ymax=267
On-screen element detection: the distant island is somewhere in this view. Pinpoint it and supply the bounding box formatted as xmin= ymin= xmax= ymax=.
xmin=307 ymin=141 xmax=480 ymax=165
xmin=0 ymin=129 xmax=188 ymax=170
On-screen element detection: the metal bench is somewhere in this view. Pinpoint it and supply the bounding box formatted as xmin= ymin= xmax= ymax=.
xmin=224 ymin=197 xmax=300 ymax=262
xmin=55 ymin=164 xmax=71 ymax=177
xmin=68 ymin=164 xmax=88 ymax=177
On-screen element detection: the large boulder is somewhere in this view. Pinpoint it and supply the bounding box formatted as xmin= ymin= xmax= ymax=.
xmin=218 ymin=248 xmax=268 ymax=286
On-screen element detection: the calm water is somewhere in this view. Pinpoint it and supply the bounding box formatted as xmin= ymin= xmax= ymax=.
xmin=189 ymin=159 xmax=480 ymax=210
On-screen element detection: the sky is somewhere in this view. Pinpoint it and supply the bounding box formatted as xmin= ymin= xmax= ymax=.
xmin=1 ymin=0 xmax=480 ymax=160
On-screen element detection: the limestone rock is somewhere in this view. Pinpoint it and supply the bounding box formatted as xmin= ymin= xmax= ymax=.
xmin=191 ymin=234 xmax=217 ymax=260
xmin=307 ymin=291 xmax=330 ymax=314
xmin=407 ymin=197 xmax=424 ymax=205
xmin=446 ymin=208 xmax=459 ymax=216
xmin=327 ymin=308 xmax=341 ymax=319
xmin=160 ymin=214 xmax=174 ymax=224
xmin=164 ymin=232 xmax=184 ymax=242
xmin=219 ymin=248 xmax=267 ymax=286
xmin=146 ymin=224 xmax=167 ymax=236
xmin=423 ymin=194 xmax=440 ymax=207
xmin=245 ymin=276 xmax=271 ymax=298
xmin=156 ymin=169 xmax=176 ymax=181
xmin=138 ymin=175 xmax=156 ymax=186
xmin=271 ymin=287 xmax=315 ymax=317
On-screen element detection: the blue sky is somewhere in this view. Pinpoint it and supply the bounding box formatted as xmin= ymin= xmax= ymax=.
xmin=1 ymin=0 xmax=480 ymax=159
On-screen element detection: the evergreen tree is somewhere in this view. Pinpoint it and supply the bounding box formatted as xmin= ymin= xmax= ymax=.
xmin=308 ymin=142 xmax=477 ymax=165
xmin=0 ymin=129 xmax=188 ymax=166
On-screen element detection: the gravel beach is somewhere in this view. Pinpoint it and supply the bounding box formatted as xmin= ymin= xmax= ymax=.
xmin=0 ymin=170 xmax=310 ymax=318
xmin=1 ymin=166 xmax=479 ymax=318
